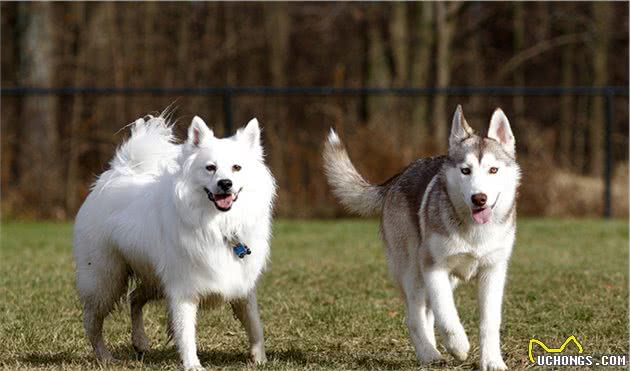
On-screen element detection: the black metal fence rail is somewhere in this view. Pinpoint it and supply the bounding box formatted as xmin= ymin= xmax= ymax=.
xmin=2 ymin=85 xmax=628 ymax=217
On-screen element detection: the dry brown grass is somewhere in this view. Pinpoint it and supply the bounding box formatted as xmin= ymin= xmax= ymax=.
xmin=519 ymin=161 xmax=628 ymax=218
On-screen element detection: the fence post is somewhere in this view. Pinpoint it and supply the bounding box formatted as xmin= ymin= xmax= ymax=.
xmin=603 ymin=88 xmax=614 ymax=218
xmin=223 ymin=88 xmax=233 ymax=135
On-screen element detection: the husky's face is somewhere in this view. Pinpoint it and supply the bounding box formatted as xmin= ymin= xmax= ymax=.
xmin=445 ymin=106 xmax=520 ymax=225
xmin=183 ymin=116 xmax=263 ymax=212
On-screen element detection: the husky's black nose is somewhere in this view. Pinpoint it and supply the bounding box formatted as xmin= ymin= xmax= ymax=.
xmin=471 ymin=193 xmax=487 ymax=207
xmin=217 ymin=179 xmax=233 ymax=192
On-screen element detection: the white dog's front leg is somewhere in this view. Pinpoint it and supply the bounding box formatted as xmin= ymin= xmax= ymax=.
xmin=169 ymin=297 xmax=204 ymax=370
xmin=478 ymin=262 xmax=508 ymax=371
xmin=423 ymin=266 xmax=470 ymax=361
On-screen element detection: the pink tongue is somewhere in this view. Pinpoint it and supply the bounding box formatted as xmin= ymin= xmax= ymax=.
xmin=214 ymin=194 xmax=234 ymax=209
xmin=472 ymin=208 xmax=492 ymax=224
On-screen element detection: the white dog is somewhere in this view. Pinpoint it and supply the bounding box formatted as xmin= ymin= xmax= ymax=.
xmin=73 ymin=114 xmax=276 ymax=370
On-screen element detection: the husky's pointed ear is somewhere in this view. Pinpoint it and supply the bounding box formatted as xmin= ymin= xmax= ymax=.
xmin=488 ymin=108 xmax=515 ymax=153
xmin=449 ymin=105 xmax=474 ymax=147
xmin=187 ymin=116 xmax=213 ymax=148
xmin=237 ymin=118 xmax=263 ymax=157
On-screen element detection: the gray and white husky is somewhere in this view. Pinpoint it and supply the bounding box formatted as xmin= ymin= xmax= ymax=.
xmin=323 ymin=105 xmax=520 ymax=371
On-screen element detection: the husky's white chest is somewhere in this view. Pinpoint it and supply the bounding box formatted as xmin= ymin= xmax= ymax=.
xmin=447 ymin=253 xmax=479 ymax=281
xmin=428 ymin=223 xmax=514 ymax=280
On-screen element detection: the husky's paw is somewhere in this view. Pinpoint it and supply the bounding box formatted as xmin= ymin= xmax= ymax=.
xmin=184 ymin=365 xmax=207 ymax=371
xmin=480 ymin=357 xmax=508 ymax=371
xmin=442 ymin=327 xmax=470 ymax=361
xmin=95 ymin=350 xmax=117 ymax=364
xmin=132 ymin=335 xmax=151 ymax=357
xmin=417 ymin=346 xmax=443 ymax=365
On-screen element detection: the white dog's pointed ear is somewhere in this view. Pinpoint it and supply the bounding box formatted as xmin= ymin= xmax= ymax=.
xmin=488 ymin=108 xmax=515 ymax=153
xmin=187 ymin=116 xmax=213 ymax=147
xmin=449 ymin=105 xmax=474 ymax=147
xmin=237 ymin=118 xmax=263 ymax=157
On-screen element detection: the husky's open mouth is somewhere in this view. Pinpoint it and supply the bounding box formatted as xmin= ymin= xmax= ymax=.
xmin=470 ymin=192 xmax=501 ymax=225
xmin=204 ymin=188 xmax=242 ymax=212
xmin=471 ymin=207 xmax=492 ymax=224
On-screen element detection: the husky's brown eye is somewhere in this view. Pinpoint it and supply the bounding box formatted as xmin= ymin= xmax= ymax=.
xmin=461 ymin=168 xmax=471 ymax=175
xmin=489 ymin=167 xmax=499 ymax=174
xmin=232 ymin=164 xmax=242 ymax=172
xmin=205 ymin=164 xmax=216 ymax=172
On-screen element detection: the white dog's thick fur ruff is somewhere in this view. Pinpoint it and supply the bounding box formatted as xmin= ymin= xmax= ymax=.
xmin=73 ymin=114 xmax=276 ymax=370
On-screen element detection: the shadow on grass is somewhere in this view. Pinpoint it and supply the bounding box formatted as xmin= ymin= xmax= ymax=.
xmin=21 ymin=346 xmax=417 ymax=370
xmin=21 ymin=351 xmax=86 ymax=366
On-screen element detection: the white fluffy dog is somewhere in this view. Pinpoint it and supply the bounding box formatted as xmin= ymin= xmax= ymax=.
xmin=73 ymin=114 xmax=276 ymax=370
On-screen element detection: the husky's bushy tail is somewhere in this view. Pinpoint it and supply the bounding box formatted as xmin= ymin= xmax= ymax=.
xmin=109 ymin=115 xmax=179 ymax=177
xmin=322 ymin=129 xmax=386 ymax=216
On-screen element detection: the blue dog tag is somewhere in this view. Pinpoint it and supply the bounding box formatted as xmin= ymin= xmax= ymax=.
xmin=233 ymin=243 xmax=251 ymax=259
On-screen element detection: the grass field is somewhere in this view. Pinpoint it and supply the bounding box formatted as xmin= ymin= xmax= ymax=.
xmin=1 ymin=219 xmax=628 ymax=370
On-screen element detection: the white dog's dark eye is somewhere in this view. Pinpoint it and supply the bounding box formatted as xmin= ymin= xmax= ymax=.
xmin=232 ymin=164 xmax=242 ymax=172
xmin=489 ymin=167 xmax=499 ymax=174
xmin=461 ymin=168 xmax=471 ymax=175
xmin=206 ymin=164 xmax=217 ymax=172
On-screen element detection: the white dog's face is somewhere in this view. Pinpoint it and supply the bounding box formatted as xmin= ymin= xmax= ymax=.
xmin=183 ymin=116 xmax=263 ymax=212
xmin=445 ymin=106 xmax=520 ymax=224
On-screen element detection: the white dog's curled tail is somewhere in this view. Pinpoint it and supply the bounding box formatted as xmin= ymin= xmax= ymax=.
xmin=322 ymin=129 xmax=386 ymax=216
xmin=109 ymin=115 xmax=179 ymax=177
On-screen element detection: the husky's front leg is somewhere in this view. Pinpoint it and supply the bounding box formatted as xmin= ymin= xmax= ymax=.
xmin=478 ymin=262 xmax=508 ymax=371
xmin=231 ymin=291 xmax=267 ymax=364
xmin=423 ymin=266 xmax=470 ymax=361
xmin=169 ymin=296 xmax=204 ymax=370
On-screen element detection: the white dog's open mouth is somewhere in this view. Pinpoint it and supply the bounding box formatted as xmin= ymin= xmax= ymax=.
xmin=204 ymin=188 xmax=241 ymax=212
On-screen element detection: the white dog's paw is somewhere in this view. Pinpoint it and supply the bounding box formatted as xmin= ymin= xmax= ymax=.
xmin=185 ymin=366 xmax=207 ymax=371
xmin=442 ymin=327 xmax=470 ymax=361
xmin=480 ymin=357 xmax=508 ymax=371
xmin=250 ymin=348 xmax=267 ymax=365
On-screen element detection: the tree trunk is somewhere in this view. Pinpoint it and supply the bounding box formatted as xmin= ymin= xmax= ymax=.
xmin=433 ymin=2 xmax=456 ymax=151
xmin=16 ymin=2 xmax=63 ymax=217
xmin=589 ymin=2 xmax=612 ymax=177
xmin=263 ymin=2 xmax=290 ymax=212
xmin=366 ymin=4 xmax=392 ymax=124
xmin=512 ymin=2 xmax=525 ymax=123
xmin=468 ymin=3 xmax=485 ymax=115
xmin=390 ymin=2 xmax=409 ymax=86
xmin=410 ymin=2 xmax=433 ymax=148
xmin=66 ymin=2 xmax=87 ymax=215
xmin=558 ymin=3 xmax=575 ymax=168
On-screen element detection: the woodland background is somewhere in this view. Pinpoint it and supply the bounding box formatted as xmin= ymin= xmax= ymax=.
xmin=1 ymin=2 xmax=628 ymax=219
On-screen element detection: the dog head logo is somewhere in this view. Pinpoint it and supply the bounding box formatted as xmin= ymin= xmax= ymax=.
xmin=528 ymin=335 xmax=584 ymax=364
xmin=184 ymin=116 xmax=263 ymax=212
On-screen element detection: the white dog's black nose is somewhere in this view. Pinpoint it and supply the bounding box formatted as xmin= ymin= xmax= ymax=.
xmin=217 ymin=179 xmax=232 ymax=192
xmin=471 ymin=193 xmax=487 ymax=207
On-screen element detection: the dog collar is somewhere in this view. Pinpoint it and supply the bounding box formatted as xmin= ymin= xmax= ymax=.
xmin=233 ymin=242 xmax=251 ymax=259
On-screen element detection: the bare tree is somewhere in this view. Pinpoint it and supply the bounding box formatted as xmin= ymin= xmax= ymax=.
xmin=512 ymin=2 xmax=525 ymax=122
xmin=410 ymin=2 xmax=434 ymax=147
xmin=589 ymin=2 xmax=612 ymax=177
xmin=433 ymin=2 xmax=459 ymax=151
xmin=366 ymin=4 xmax=392 ymax=123
xmin=16 ymin=2 xmax=63 ymax=217
xmin=558 ymin=4 xmax=576 ymax=168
